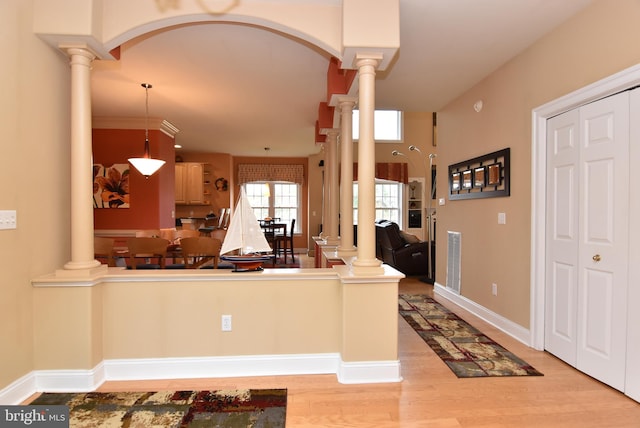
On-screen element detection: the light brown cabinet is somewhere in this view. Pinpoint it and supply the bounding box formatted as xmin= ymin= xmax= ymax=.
xmin=175 ymin=162 xmax=210 ymax=205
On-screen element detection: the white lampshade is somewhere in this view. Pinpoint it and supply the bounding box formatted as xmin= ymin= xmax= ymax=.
xmin=128 ymin=157 xmax=166 ymax=178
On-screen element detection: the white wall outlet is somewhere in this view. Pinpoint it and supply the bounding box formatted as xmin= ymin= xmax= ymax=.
xmin=438 ymin=198 xmax=446 ymax=206
xmin=498 ymin=212 xmax=506 ymax=224
xmin=221 ymin=315 xmax=232 ymax=331
xmin=492 ymin=283 xmax=498 ymax=296
xmin=0 ymin=210 xmax=17 ymax=230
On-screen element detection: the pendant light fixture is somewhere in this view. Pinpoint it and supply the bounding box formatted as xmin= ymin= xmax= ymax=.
xmin=128 ymin=83 xmax=166 ymax=178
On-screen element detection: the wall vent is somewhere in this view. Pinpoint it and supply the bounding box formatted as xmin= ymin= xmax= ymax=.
xmin=446 ymin=231 xmax=461 ymax=294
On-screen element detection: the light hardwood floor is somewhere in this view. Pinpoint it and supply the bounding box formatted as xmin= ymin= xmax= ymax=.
xmin=28 ymin=258 xmax=640 ymax=427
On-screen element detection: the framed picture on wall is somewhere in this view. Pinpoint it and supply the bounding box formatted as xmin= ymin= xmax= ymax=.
xmin=487 ymin=163 xmax=502 ymax=186
xmin=473 ymin=166 xmax=486 ymax=188
xmin=448 ymin=148 xmax=510 ymax=200
xmin=451 ymin=172 xmax=461 ymax=191
xmin=462 ymin=170 xmax=472 ymax=189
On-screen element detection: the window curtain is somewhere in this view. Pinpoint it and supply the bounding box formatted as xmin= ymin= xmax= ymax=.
xmin=352 ymin=162 xmax=409 ymax=184
xmin=238 ymin=163 xmax=305 ymax=185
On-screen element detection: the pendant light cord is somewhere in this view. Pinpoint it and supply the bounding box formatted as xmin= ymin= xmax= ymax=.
xmin=143 ymin=83 xmax=152 ymax=157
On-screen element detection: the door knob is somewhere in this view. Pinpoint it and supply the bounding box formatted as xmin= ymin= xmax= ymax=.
xmin=592 ymin=254 xmax=601 ymax=262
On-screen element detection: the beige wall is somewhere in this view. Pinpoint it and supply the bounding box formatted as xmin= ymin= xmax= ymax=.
xmin=0 ymin=0 xmax=72 ymax=389
xmin=436 ymin=0 xmax=640 ymax=328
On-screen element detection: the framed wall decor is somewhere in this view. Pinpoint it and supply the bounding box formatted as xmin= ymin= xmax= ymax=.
xmin=473 ymin=166 xmax=486 ymax=188
xmin=462 ymin=170 xmax=472 ymax=189
xmin=448 ymin=148 xmax=510 ymax=200
xmin=451 ymin=172 xmax=461 ymax=191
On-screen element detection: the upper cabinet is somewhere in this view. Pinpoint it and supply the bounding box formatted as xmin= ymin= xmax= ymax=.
xmin=175 ymin=162 xmax=210 ymax=205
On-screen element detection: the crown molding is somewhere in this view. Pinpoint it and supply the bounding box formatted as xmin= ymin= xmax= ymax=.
xmin=92 ymin=117 xmax=180 ymax=138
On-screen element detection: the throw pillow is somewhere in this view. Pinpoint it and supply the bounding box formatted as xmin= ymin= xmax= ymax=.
xmin=400 ymin=230 xmax=420 ymax=244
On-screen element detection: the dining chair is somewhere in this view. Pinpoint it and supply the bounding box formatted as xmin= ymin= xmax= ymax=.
xmin=180 ymin=237 xmax=222 ymax=269
xmin=127 ymin=237 xmax=170 ymax=269
xmin=173 ymin=229 xmax=200 ymax=243
xmin=210 ymin=228 xmax=227 ymax=243
xmin=135 ymin=229 xmax=161 ymax=238
xmin=94 ymin=236 xmax=116 ymax=267
xmin=274 ymin=219 xmax=295 ymax=264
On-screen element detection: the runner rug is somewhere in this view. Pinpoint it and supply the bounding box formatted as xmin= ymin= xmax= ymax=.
xmin=399 ymin=294 xmax=543 ymax=378
xmin=30 ymin=389 xmax=287 ymax=427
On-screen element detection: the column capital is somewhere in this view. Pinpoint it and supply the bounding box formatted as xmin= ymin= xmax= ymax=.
xmin=324 ymin=128 xmax=340 ymax=139
xmin=60 ymin=44 xmax=98 ymax=61
xmin=337 ymin=97 xmax=358 ymax=111
xmin=354 ymin=54 xmax=382 ymax=71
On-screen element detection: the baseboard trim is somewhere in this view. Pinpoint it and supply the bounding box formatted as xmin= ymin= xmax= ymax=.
xmin=103 ymin=353 xmax=341 ymax=380
xmin=338 ymin=360 xmax=402 ymax=384
xmin=0 ymin=372 xmax=37 ymax=405
xmin=1 ymin=354 xmax=402 ymax=404
xmin=434 ymin=282 xmax=532 ymax=346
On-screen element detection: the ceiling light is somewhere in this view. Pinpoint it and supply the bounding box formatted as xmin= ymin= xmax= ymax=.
xmin=128 ymin=83 xmax=166 ymax=178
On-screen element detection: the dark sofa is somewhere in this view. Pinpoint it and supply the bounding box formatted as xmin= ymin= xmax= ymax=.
xmin=375 ymin=220 xmax=432 ymax=276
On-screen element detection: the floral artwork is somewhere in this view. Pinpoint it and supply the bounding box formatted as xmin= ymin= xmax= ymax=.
xmin=93 ymin=164 xmax=130 ymax=208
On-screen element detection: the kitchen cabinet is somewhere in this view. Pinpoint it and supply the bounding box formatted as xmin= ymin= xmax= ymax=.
xmin=175 ymin=162 xmax=210 ymax=205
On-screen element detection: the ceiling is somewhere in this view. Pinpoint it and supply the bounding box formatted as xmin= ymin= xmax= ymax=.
xmin=90 ymin=0 xmax=593 ymax=158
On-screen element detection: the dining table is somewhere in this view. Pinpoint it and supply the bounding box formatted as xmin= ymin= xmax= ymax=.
xmin=112 ymin=242 xmax=184 ymax=268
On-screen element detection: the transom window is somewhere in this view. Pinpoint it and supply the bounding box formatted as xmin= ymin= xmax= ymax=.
xmin=352 ymin=110 xmax=403 ymax=142
xmin=353 ymin=180 xmax=403 ymax=227
xmin=243 ymin=182 xmax=300 ymax=233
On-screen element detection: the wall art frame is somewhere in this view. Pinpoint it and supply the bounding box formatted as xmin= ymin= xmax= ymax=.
xmin=448 ymin=148 xmax=510 ymax=200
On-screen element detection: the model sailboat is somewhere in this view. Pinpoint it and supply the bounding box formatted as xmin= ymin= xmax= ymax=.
xmin=220 ymin=187 xmax=273 ymax=271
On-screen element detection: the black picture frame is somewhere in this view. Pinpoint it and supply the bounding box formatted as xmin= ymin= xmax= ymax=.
xmin=473 ymin=166 xmax=486 ymax=188
xmin=462 ymin=170 xmax=472 ymax=189
xmin=450 ymin=171 xmax=461 ymax=192
xmin=448 ymin=148 xmax=510 ymax=200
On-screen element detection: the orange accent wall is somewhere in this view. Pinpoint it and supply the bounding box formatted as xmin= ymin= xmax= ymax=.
xmin=92 ymin=128 xmax=176 ymax=230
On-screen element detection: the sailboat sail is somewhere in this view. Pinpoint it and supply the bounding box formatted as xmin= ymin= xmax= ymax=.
xmin=220 ymin=187 xmax=272 ymax=255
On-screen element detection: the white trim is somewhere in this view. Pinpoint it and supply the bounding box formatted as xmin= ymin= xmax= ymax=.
xmin=0 ymin=354 xmax=402 ymax=404
xmin=434 ymin=282 xmax=531 ymax=346
xmin=0 ymin=372 xmax=37 ymax=405
xmin=337 ymin=360 xmax=402 ymax=384
xmin=530 ymin=63 xmax=640 ymax=351
xmin=35 ymin=362 xmax=106 ymax=393
xmin=103 ymin=354 xmax=340 ymax=381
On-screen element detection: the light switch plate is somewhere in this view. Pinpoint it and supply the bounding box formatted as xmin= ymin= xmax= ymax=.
xmin=498 ymin=212 xmax=506 ymax=224
xmin=0 ymin=210 xmax=17 ymax=230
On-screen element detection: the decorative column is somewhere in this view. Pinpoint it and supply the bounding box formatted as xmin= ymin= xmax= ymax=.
xmin=60 ymin=47 xmax=103 ymax=273
xmin=324 ymin=129 xmax=340 ymax=243
xmin=352 ymin=55 xmax=384 ymax=275
xmin=337 ymin=97 xmax=357 ymax=255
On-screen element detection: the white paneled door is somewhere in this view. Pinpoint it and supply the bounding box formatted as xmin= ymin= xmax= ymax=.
xmin=545 ymin=90 xmax=631 ymax=391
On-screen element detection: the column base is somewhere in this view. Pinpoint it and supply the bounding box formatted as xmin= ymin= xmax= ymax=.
xmin=351 ymin=259 xmax=385 ymax=276
xmin=324 ymin=236 xmax=340 ymax=245
xmin=57 ymin=262 xmax=107 ymax=278
xmin=337 ymin=246 xmax=357 ymax=257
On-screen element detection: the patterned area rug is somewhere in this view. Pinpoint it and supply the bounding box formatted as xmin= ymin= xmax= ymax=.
xmin=399 ymin=294 xmax=543 ymax=378
xmin=30 ymin=389 xmax=287 ymax=427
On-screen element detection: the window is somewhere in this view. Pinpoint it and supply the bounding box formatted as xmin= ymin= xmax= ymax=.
xmin=244 ymin=182 xmax=300 ymax=233
xmin=353 ymin=180 xmax=403 ymax=227
xmin=352 ymin=110 xmax=403 ymax=142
